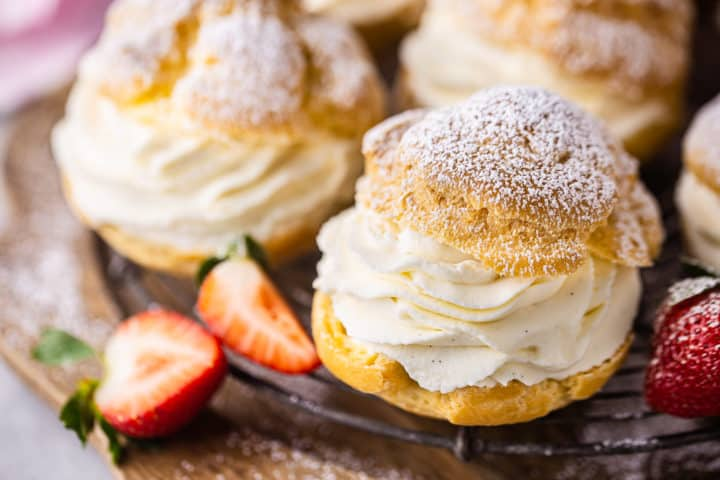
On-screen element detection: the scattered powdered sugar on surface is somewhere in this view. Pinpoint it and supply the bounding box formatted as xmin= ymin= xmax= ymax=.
xmin=399 ymin=86 xmax=619 ymax=230
xmin=0 ymin=104 xmax=112 ymax=352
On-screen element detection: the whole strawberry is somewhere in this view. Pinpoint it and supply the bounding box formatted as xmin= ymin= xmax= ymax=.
xmin=645 ymin=277 xmax=720 ymax=417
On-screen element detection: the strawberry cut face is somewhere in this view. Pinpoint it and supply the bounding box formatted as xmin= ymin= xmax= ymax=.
xmin=95 ymin=310 xmax=227 ymax=438
xmin=196 ymin=258 xmax=320 ymax=374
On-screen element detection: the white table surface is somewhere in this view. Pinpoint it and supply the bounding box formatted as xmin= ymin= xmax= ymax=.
xmin=0 ymin=360 xmax=110 ymax=479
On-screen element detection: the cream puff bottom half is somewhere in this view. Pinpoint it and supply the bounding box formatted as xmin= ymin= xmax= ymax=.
xmin=63 ymin=177 xmax=320 ymax=277
xmin=312 ymin=292 xmax=632 ymax=426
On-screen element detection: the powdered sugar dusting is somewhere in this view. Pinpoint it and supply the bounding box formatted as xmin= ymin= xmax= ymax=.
xmin=174 ymin=4 xmax=306 ymax=129
xmin=551 ymin=8 xmax=687 ymax=94
xmin=219 ymin=427 xmax=421 ymax=479
xmin=297 ymin=16 xmax=372 ymax=111
xmin=399 ymin=86 xmax=619 ymax=230
xmin=444 ymin=0 xmax=691 ymax=95
xmin=78 ymin=0 xmax=383 ymax=137
xmin=83 ymin=0 xmax=198 ymax=100
xmin=359 ymin=86 xmax=661 ymax=276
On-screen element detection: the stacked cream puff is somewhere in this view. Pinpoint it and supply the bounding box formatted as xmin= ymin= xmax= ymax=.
xmin=313 ymin=87 xmax=664 ymax=425
xmin=52 ymin=0 xmax=385 ymax=276
xmin=397 ymin=0 xmax=693 ymax=159
xmin=301 ymin=0 xmax=424 ymax=49
xmin=676 ymin=95 xmax=720 ymax=271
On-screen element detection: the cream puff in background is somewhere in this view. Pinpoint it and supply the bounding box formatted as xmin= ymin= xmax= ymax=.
xmin=52 ymin=0 xmax=386 ymax=276
xmin=397 ymin=0 xmax=693 ymax=160
xmin=677 ymin=95 xmax=720 ymax=271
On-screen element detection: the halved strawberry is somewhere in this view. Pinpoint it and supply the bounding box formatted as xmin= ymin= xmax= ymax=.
xmin=196 ymin=258 xmax=320 ymax=374
xmin=95 ymin=310 xmax=227 ymax=438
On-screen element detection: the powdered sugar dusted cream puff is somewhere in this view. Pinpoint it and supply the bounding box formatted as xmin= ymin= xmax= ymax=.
xmin=676 ymin=95 xmax=720 ymax=271
xmin=312 ymin=87 xmax=664 ymax=425
xmin=397 ymin=0 xmax=693 ymax=160
xmin=302 ymin=0 xmax=424 ymax=50
xmin=52 ymin=0 xmax=385 ymax=276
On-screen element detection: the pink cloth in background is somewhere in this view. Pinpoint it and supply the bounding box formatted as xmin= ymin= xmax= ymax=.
xmin=0 ymin=0 xmax=111 ymax=113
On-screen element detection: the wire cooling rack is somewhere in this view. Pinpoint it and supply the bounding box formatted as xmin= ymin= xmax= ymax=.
xmin=94 ymin=194 xmax=720 ymax=459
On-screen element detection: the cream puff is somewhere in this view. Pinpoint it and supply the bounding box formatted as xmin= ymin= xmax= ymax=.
xmin=676 ymin=95 xmax=720 ymax=271
xmin=312 ymin=87 xmax=664 ymax=425
xmin=52 ymin=0 xmax=386 ymax=276
xmin=301 ymin=0 xmax=425 ymax=50
xmin=397 ymin=0 xmax=693 ymax=160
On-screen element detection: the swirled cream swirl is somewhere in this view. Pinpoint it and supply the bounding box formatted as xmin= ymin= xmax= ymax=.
xmin=314 ymin=207 xmax=639 ymax=393
xmin=52 ymin=82 xmax=361 ymax=252
xmin=303 ymin=0 xmax=418 ymax=25
xmin=676 ymin=171 xmax=720 ymax=271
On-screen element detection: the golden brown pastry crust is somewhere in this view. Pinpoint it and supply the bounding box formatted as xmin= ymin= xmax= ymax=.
xmin=312 ymin=292 xmax=632 ymax=426
xmin=437 ymin=0 xmax=692 ymax=97
xmin=685 ymin=95 xmax=720 ymax=195
xmin=85 ymin=0 xmax=385 ymax=139
xmin=359 ymin=88 xmax=664 ymax=278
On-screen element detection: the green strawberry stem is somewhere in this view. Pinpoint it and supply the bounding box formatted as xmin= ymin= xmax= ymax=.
xmin=32 ymin=329 xmax=126 ymax=464
xmin=195 ymin=234 xmax=269 ymax=286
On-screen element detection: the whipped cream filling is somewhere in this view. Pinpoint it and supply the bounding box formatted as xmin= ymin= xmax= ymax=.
xmin=400 ymin=8 xmax=670 ymax=145
xmin=676 ymin=171 xmax=720 ymax=271
xmin=52 ymin=82 xmax=361 ymax=252
xmin=314 ymin=207 xmax=640 ymax=393
xmin=303 ymin=0 xmax=415 ymax=25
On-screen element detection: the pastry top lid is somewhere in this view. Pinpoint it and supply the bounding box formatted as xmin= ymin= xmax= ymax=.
xmin=79 ymin=0 xmax=385 ymax=139
xmin=432 ymin=0 xmax=692 ymax=97
xmin=360 ymin=86 xmax=663 ymax=277
xmin=685 ymin=94 xmax=720 ymax=193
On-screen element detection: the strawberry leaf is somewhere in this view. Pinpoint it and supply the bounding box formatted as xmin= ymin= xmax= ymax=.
xmin=195 ymin=236 xmax=269 ymax=286
xmin=195 ymin=256 xmax=225 ymax=287
xmin=244 ymin=235 xmax=269 ymax=271
xmin=98 ymin=416 xmax=125 ymax=465
xmin=60 ymin=379 xmax=99 ymax=445
xmin=33 ymin=328 xmax=95 ymax=366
